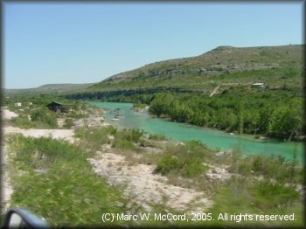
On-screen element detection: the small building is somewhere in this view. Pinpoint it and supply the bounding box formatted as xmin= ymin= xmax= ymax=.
xmin=14 ymin=102 xmax=22 ymax=107
xmin=252 ymin=83 xmax=264 ymax=88
xmin=47 ymin=101 xmax=68 ymax=113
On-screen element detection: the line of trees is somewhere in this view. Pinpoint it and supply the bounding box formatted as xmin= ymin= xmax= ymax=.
xmin=148 ymin=90 xmax=304 ymax=141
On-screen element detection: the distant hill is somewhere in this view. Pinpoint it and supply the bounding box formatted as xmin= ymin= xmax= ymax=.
xmin=88 ymin=44 xmax=303 ymax=93
xmin=5 ymin=44 xmax=303 ymax=98
xmin=4 ymin=83 xmax=95 ymax=96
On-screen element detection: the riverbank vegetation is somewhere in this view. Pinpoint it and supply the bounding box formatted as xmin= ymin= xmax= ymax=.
xmin=5 ymin=126 xmax=303 ymax=227
xmin=148 ymin=87 xmax=304 ymax=141
xmin=64 ymin=84 xmax=304 ymax=142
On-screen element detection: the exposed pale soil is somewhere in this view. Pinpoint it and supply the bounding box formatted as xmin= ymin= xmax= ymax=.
xmin=2 ymin=107 xmax=18 ymax=120
xmin=87 ymin=152 xmax=213 ymax=213
xmin=3 ymin=127 xmax=75 ymax=143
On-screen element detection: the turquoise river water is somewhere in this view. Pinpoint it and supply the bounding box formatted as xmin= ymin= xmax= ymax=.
xmin=89 ymin=102 xmax=304 ymax=164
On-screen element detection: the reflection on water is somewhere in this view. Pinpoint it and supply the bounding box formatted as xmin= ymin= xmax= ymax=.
xmin=89 ymin=102 xmax=304 ymax=164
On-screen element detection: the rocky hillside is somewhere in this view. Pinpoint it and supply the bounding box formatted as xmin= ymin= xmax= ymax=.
xmin=88 ymin=44 xmax=303 ymax=92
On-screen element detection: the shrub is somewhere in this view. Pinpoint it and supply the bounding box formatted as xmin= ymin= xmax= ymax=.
xmin=252 ymin=180 xmax=300 ymax=210
xmin=63 ymin=118 xmax=74 ymax=129
xmin=127 ymin=128 xmax=144 ymax=142
xmin=207 ymin=177 xmax=303 ymax=227
xmin=153 ymin=143 xmax=209 ymax=178
xmin=30 ymin=108 xmax=57 ymax=128
xmin=229 ymin=154 xmax=303 ymax=184
xmin=75 ymin=126 xmax=117 ymax=152
xmin=153 ymin=154 xmax=182 ymax=175
xmin=148 ymin=133 xmax=167 ymax=140
xmin=154 ymin=149 xmax=208 ymax=177
xmin=8 ymin=135 xmax=84 ymax=170
xmin=10 ymin=115 xmax=33 ymax=129
xmin=182 ymin=156 xmax=208 ymax=177
xmin=111 ymin=138 xmax=139 ymax=152
xmin=112 ymin=128 xmax=143 ymax=144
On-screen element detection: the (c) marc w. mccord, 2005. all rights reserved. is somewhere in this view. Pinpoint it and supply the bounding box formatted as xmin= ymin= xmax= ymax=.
xmin=101 ymin=212 xmax=296 ymax=223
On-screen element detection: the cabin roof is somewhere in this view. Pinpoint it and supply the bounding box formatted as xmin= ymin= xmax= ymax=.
xmin=252 ymin=83 xmax=264 ymax=86
xmin=47 ymin=101 xmax=64 ymax=106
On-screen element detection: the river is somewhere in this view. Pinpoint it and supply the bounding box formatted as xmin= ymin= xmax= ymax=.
xmin=89 ymin=102 xmax=304 ymax=164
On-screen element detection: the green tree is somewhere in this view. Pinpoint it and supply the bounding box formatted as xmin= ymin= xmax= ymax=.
xmin=238 ymin=102 xmax=244 ymax=134
xmin=258 ymin=105 xmax=275 ymax=135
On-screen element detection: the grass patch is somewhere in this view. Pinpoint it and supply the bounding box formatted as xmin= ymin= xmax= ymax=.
xmin=229 ymin=153 xmax=303 ymax=184
xmin=8 ymin=115 xmax=33 ymax=129
xmin=6 ymin=134 xmax=135 ymax=227
xmin=206 ymin=176 xmax=303 ymax=227
xmin=115 ymin=128 xmax=144 ymax=143
xmin=63 ymin=118 xmax=74 ymax=128
xmin=153 ymin=141 xmax=209 ymax=178
xmin=148 ymin=133 xmax=168 ymax=141
xmin=75 ymin=126 xmax=145 ymax=153
xmin=75 ymin=125 xmax=117 ymax=151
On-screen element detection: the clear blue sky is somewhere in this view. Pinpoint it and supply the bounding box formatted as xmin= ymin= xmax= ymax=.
xmin=4 ymin=2 xmax=303 ymax=89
